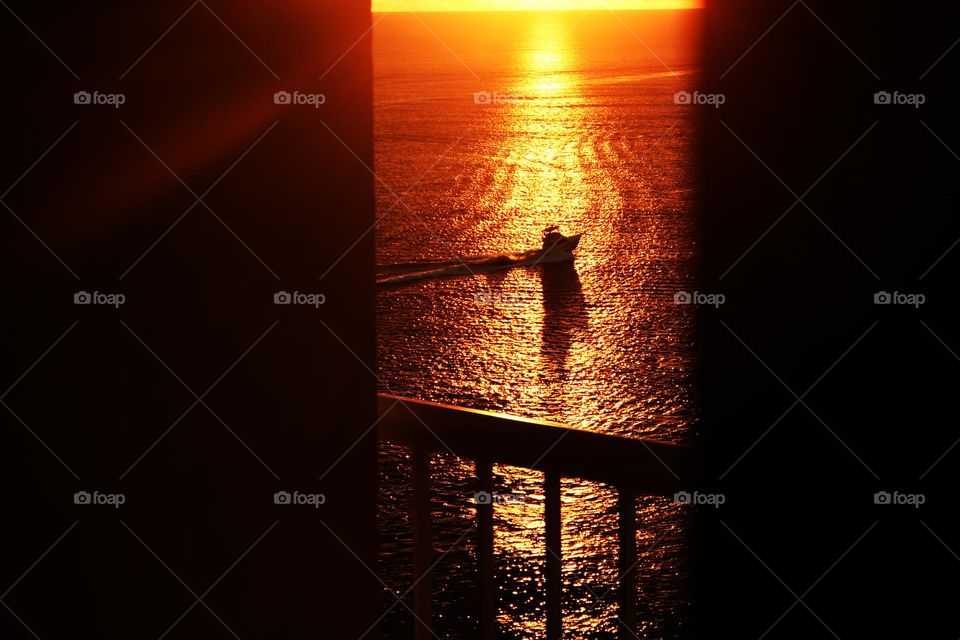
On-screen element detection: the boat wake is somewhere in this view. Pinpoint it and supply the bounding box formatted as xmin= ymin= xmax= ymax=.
xmin=376 ymin=249 xmax=573 ymax=286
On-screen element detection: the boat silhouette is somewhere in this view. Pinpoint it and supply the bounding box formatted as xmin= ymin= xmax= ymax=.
xmin=376 ymin=226 xmax=582 ymax=286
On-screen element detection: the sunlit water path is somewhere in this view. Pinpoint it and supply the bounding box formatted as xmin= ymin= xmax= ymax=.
xmin=374 ymin=10 xmax=701 ymax=638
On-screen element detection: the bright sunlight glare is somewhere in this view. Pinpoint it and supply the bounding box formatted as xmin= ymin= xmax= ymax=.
xmin=373 ymin=0 xmax=702 ymax=12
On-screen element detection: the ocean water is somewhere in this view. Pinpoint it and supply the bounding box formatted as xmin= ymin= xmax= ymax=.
xmin=374 ymin=10 xmax=701 ymax=638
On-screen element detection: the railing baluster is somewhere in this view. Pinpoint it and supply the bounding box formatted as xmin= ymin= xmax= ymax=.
xmin=545 ymin=472 xmax=562 ymax=640
xmin=476 ymin=458 xmax=496 ymax=640
xmin=379 ymin=395 xmax=690 ymax=639
xmin=617 ymin=488 xmax=637 ymax=638
xmin=412 ymin=446 xmax=433 ymax=640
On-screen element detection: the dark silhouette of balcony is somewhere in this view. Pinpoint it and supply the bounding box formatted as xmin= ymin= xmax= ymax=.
xmin=378 ymin=393 xmax=693 ymax=640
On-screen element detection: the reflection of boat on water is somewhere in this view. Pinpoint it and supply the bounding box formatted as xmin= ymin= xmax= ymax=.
xmin=376 ymin=226 xmax=582 ymax=286
xmin=539 ymin=260 xmax=587 ymax=381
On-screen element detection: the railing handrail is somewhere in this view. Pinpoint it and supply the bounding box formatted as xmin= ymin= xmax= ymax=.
xmin=376 ymin=392 xmax=694 ymax=640
xmin=377 ymin=393 xmax=693 ymax=494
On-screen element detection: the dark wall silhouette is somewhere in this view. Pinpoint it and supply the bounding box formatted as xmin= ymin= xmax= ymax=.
xmin=1 ymin=1 xmax=378 ymax=638
xmin=698 ymin=1 xmax=958 ymax=637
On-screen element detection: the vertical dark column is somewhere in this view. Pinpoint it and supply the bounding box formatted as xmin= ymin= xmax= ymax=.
xmin=412 ymin=447 xmax=433 ymax=639
xmin=616 ymin=488 xmax=637 ymax=637
xmin=1 ymin=1 xmax=378 ymax=638
xmin=476 ymin=458 xmax=496 ymax=640
xmin=698 ymin=0 xmax=958 ymax=637
xmin=544 ymin=472 xmax=562 ymax=640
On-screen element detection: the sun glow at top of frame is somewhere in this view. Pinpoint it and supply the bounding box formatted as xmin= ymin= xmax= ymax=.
xmin=373 ymin=0 xmax=702 ymax=12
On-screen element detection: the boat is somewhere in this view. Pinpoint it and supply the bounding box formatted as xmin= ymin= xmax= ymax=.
xmin=375 ymin=226 xmax=581 ymax=285
xmin=540 ymin=225 xmax=582 ymax=256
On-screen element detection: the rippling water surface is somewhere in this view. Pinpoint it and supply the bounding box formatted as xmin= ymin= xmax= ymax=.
xmin=374 ymin=10 xmax=701 ymax=638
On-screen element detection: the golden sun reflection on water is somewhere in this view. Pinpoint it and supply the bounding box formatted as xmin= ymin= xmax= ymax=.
xmin=469 ymin=13 xmax=626 ymax=424
xmin=375 ymin=8 xmax=699 ymax=638
xmin=469 ymin=15 xmax=639 ymax=636
xmin=490 ymin=15 xmax=606 ymax=234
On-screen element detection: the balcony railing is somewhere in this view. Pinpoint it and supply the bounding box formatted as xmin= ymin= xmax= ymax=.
xmin=377 ymin=393 xmax=693 ymax=640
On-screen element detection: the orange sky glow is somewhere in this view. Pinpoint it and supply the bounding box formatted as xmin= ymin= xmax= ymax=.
xmin=373 ymin=0 xmax=702 ymax=11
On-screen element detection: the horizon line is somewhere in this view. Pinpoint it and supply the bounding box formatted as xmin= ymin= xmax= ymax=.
xmin=372 ymin=7 xmax=702 ymax=12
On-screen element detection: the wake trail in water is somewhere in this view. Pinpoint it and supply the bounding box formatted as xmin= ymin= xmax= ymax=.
xmin=377 ymin=250 xmax=572 ymax=286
